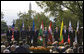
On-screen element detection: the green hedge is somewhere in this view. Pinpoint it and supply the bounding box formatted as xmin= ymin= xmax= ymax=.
xmin=1 ymin=35 xmax=7 ymax=42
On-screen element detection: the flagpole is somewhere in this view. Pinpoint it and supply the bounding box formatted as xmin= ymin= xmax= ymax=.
xmin=75 ymin=21 xmax=79 ymax=43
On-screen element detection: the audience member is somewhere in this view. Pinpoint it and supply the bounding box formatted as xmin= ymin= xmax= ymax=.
xmin=3 ymin=49 xmax=10 ymax=53
xmin=10 ymin=45 xmax=16 ymax=53
xmin=65 ymin=48 xmax=74 ymax=53
xmin=1 ymin=45 xmax=6 ymax=53
xmin=14 ymin=41 xmax=30 ymax=53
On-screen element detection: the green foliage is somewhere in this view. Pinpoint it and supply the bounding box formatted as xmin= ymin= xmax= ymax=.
xmin=15 ymin=10 xmax=50 ymax=30
xmin=1 ymin=12 xmax=8 ymax=33
xmin=1 ymin=11 xmax=4 ymax=19
xmin=55 ymin=10 xmax=79 ymax=29
xmin=36 ymin=1 xmax=83 ymax=29
xmin=1 ymin=21 xmax=8 ymax=33
xmin=1 ymin=35 xmax=7 ymax=42
xmin=34 ymin=12 xmax=50 ymax=29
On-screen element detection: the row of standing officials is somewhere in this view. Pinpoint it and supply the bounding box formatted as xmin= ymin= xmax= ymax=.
xmin=6 ymin=25 xmax=83 ymax=47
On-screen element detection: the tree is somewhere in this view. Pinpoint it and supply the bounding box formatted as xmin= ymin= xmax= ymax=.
xmin=15 ymin=10 xmax=50 ymax=30
xmin=36 ymin=1 xmax=83 ymax=27
xmin=1 ymin=11 xmax=8 ymax=33
xmin=1 ymin=21 xmax=8 ymax=33
xmin=1 ymin=11 xmax=4 ymax=19
xmin=54 ymin=10 xmax=79 ymax=29
xmin=16 ymin=10 xmax=35 ymax=30
xmin=34 ymin=12 xmax=50 ymax=29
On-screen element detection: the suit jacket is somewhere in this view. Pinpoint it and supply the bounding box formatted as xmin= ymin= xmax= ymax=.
xmin=69 ymin=30 xmax=75 ymax=42
xmin=21 ymin=30 xmax=27 ymax=39
xmin=54 ymin=30 xmax=60 ymax=41
xmin=43 ymin=30 xmax=49 ymax=38
xmin=34 ymin=30 xmax=39 ymax=39
xmin=31 ymin=30 xmax=34 ymax=39
xmin=27 ymin=30 xmax=33 ymax=39
xmin=6 ymin=30 xmax=12 ymax=39
xmin=63 ymin=29 xmax=68 ymax=42
xmin=14 ymin=30 xmax=19 ymax=40
xmin=77 ymin=30 xmax=82 ymax=45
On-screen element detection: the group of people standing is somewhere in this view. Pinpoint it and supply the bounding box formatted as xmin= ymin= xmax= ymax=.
xmin=6 ymin=26 xmax=39 ymax=46
xmin=54 ymin=25 xmax=83 ymax=46
xmin=6 ymin=25 xmax=83 ymax=47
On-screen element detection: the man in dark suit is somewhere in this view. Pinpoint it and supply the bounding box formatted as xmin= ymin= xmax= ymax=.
xmin=21 ymin=28 xmax=27 ymax=41
xmin=14 ymin=27 xmax=20 ymax=43
xmin=33 ymin=27 xmax=39 ymax=46
xmin=6 ymin=27 xmax=12 ymax=43
xmin=77 ymin=28 xmax=82 ymax=46
xmin=63 ymin=25 xmax=68 ymax=43
xmin=30 ymin=26 xmax=35 ymax=46
xmin=54 ymin=26 xmax=60 ymax=42
xmin=68 ymin=26 xmax=71 ymax=36
xmin=69 ymin=27 xmax=75 ymax=47
xmin=43 ymin=27 xmax=49 ymax=47
xmin=27 ymin=26 xmax=32 ymax=45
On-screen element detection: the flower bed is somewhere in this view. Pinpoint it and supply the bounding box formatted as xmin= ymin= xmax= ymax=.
xmin=29 ymin=46 xmax=65 ymax=53
xmin=29 ymin=46 xmax=50 ymax=53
